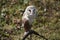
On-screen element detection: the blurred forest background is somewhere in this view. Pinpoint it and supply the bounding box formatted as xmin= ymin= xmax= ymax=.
xmin=0 ymin=0 xmax=60 ymax=40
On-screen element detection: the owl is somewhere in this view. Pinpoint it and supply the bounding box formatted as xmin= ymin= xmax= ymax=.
xmin=22 ymin=5 xmax=37 ymax=25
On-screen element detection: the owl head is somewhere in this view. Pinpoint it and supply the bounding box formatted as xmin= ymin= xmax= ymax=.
xmin=23 ymin=5 xmax=36 ymax=16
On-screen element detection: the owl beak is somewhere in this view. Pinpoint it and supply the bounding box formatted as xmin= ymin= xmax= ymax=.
xmin=30 ymin=11 xmax=33 ymax=15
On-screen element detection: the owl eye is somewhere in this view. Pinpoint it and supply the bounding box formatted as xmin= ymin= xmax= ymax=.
xmin=33 ymin=9 xmax=35 ymax=12
xmin=29 ymin=10 xmax=31 ymax=12
xmin=33 ymin=9 xmax=35 ymax=13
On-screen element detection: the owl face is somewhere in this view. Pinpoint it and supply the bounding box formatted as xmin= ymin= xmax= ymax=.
xmin=24 ymin=5 xmax=36 ymax=16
